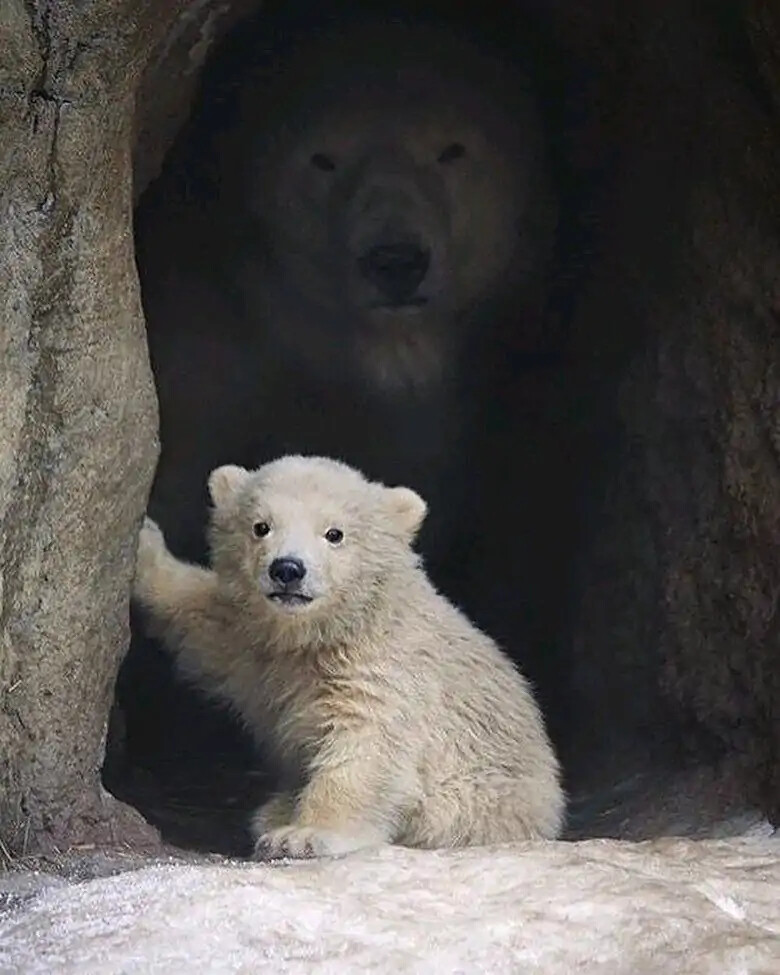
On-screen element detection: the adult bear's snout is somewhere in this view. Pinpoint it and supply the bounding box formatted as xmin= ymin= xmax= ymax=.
xmin=358 ymin=241 xmax=431 ymax=304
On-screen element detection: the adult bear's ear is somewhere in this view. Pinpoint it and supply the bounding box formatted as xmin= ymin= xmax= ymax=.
xmin=208 ymin=465 xmax=250 ymax=508
xmin=383 ymin=486 xmax=428 ymax=539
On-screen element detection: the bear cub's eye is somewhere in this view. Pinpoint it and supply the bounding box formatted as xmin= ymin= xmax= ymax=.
xmin=253 ymin=521 xmax=271 ymax=538
xmin=324 ymin=527 xmax=344 ymax=544
xmin=437 ymin=142 xmax=467 ymax=165
xmin=310 ymin=153 xmax=337 ymax=172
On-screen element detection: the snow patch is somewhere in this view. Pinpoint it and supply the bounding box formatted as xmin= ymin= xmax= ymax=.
xmin=2 ymin=834 xmax=779 ymax=974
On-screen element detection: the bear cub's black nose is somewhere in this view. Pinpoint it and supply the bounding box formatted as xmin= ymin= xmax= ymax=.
xmin=269 ymin=557 xmax=307 ymax=586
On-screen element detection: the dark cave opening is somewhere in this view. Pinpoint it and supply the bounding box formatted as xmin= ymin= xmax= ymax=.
xmin=102 ymin=0 xmax=768 ymax=855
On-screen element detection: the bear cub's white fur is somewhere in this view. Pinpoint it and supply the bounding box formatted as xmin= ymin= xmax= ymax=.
xmin=133 ymin=455 xmax=564 ymax=858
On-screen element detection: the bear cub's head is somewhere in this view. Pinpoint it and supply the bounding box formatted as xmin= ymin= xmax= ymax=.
xmin=207 ymin=455 xmax=427 ymax=619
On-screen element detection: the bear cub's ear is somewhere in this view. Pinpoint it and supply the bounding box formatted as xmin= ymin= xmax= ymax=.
xmin=208 ymin=465 xmax=250 ymax=508
xmin=384 ymin=486 xmax=428 ymax=538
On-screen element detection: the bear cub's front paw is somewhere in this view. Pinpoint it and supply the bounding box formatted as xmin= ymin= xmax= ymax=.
xmin=134 ymin=516 xmax=168 ymax=596
xmin=253 ymin=824 xmax=378 ymax=861
xmin=139 ymin=515 xmax=165 ymax=553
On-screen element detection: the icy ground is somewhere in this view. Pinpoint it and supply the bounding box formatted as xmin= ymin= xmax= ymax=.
xmin=2 ymin=825 xmax=779 ymax=974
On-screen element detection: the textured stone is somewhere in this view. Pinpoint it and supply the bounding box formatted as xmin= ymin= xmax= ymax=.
xmin=0 ymin=0 xmax=186 ymax=853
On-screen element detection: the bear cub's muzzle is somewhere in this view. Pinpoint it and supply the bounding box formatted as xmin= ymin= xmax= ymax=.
xmin=267 ymin=556 xmax=313 ymax=607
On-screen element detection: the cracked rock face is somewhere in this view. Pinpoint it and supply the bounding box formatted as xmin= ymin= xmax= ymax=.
xmin=0 ymin=0 xmax=262 ymax=855
xmin=0 ymin=0 xmax=164 ymax=854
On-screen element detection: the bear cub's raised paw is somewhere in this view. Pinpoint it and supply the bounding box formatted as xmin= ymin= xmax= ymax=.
xmin=137 ymin=516 xmax=165 ymax=561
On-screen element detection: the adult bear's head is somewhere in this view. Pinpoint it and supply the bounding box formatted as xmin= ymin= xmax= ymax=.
xmin=220 ymin=21 xmax=556 ymax=393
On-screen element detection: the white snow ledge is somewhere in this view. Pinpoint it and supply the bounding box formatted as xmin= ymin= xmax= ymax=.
xmin=2 ymin=832 xmax=780 ymax=974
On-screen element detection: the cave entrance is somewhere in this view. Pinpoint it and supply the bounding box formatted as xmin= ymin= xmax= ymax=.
xmin=103 ymin=0 xmax=775 ymax=855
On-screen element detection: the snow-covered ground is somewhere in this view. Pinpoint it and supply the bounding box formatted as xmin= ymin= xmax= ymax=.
xmin=2 ymin=826 xmax=779 ymax=974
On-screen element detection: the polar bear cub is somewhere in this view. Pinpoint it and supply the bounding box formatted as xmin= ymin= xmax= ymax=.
xmin=133 ymin=455 xmax=564 ymax=857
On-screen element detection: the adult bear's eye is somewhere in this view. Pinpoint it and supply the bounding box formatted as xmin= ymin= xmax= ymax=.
xmin=310 ymin=152 xmax=337 ymax=172
xmin=253 ymin=521 xmax=271 ymax=538
xmin=437 ymin=142 xmax=467 ymax=164
xmin=325 ymin=527 xmax=344 ymax=544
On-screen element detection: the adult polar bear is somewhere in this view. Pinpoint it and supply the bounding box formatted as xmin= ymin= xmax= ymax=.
xmin=136 ymin=18 xmax=557 ymax=588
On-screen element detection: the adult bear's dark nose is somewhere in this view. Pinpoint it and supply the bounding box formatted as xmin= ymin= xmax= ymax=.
xmin=268 ymin=557 xmax=307 ymax=586
xmin=358 ymin=242 xmax=431 ymax=303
